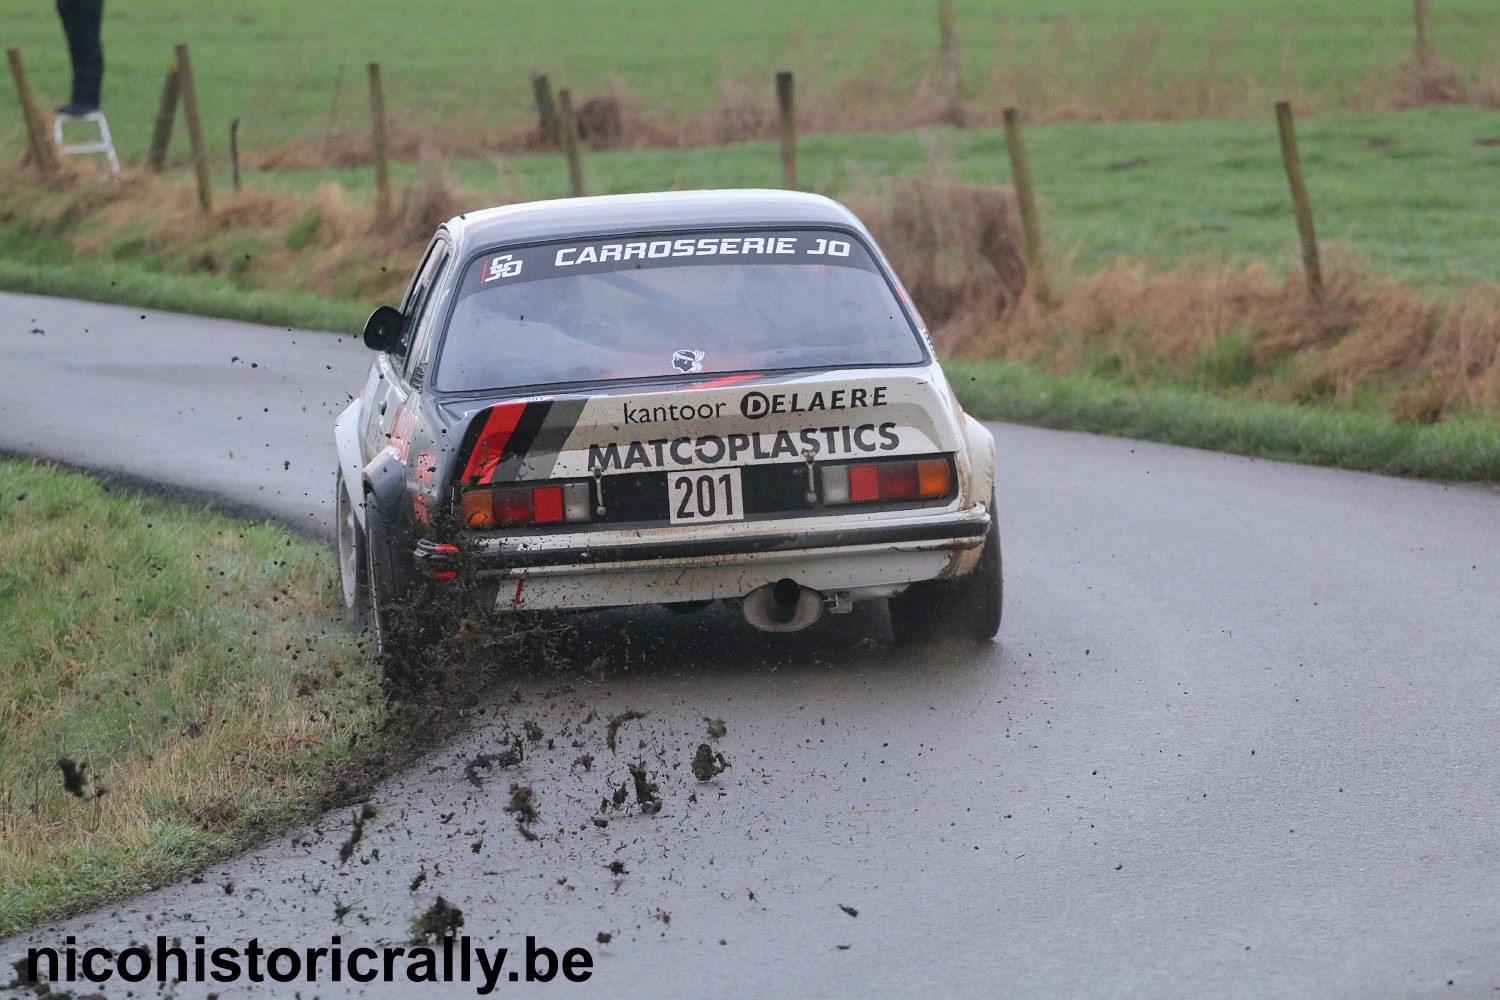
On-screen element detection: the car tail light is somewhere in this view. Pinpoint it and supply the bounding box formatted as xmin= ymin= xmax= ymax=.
xmin=821 ymin=458 xmax=954 ymax=505
xmin=460 ymin=482 xmax=590 ymax=528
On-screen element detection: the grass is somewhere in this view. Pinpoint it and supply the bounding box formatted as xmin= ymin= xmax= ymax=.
xmin=5 ymin=0 xmax=1500 ymax=163
xmin=0 ymin=459 xmax=383 ymax=936
xmin=0 ymin=220 xmax=365 ymax=330
xmin=947 ymin=359 xmax=1500 ymax=482
xmin=231 ymin=106 xmax=1500 ymax=293
xmin=12 ymin=106 xmax=1500 ymax=294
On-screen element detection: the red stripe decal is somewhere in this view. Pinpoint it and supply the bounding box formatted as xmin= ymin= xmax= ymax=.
xmin=683 ymin=373 xmax=763 ymax=391
xmin=461 ymin=403 xmax=527 ymax=484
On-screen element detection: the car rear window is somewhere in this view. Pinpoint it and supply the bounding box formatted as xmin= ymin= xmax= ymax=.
xmin=433 ymin=228 xmax=926 ymax=393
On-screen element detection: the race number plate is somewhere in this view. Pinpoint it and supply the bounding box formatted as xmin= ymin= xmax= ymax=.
xmin=668 ymin=468 xmax=745 ymax=525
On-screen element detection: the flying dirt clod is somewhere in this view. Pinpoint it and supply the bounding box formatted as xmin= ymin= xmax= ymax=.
xmin=411 ymin=896 xmax=465 ymax=943
xmin=337 ymin=803 xmax=378 ymax=865
xmin=691 ymin=743 xmax=730 ymax=781
xmin=464 ymin=737 xmax=524 ymax=787
xmin=629 ymin=761 xmax=664 ymax=815
xmin=606 ymin=710 xmax=647 ymax=752
xmin=57 ymin=757 xmax=105 ymax=798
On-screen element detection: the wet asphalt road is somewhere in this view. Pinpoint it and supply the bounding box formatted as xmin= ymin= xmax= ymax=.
xmin=2 ymin=290 xmax=1499 ymax=998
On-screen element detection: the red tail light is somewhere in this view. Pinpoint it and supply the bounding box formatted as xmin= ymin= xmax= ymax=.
xmin=460 ymin=482 xmax=590 ymax=529
xmin=822 ymin=457 xmax=953 ymax=505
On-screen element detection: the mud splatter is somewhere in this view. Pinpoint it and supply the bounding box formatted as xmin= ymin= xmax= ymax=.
xmin=691 ymin=744 xmax=730 ymax=782
xmin=606 ymin=709 xmax=647 ymax=752
xmin=337 ymin=803 xmax=378 ymax=865
xmin=704 ymin=717 xmax=728 ymax=739
xmin=524 ymin=720 xmax=544 ymax=743
xmin=57 ymin=758 xmax=105 ymax=798
xmin=464 ymin=738 xmax=524 ymax=786
xmin=629 ymin=761 xmax=664 ymax=815
xmin=507 ymin=784 xmax=540 ymax=841
xmin=411 ymin=896 xmax=464 ymax=943
xmin=839 ymin=904 xmax=859 ymax=917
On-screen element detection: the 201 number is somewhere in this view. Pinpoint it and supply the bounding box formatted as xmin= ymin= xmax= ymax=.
xmin=673 ymin=473 xmax=735 ymax=519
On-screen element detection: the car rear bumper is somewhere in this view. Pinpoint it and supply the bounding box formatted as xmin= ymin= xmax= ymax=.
xmin=416 ymin=506 xmax=989 ymax=611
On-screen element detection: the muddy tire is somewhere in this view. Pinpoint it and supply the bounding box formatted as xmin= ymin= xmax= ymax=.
xmin=363 ymin=497 xmax=419 ymax=685
xmin=889 ymin=497 xmax=1003 ymax=644
xmin=335 ymin=469 xmax=369 ymax=629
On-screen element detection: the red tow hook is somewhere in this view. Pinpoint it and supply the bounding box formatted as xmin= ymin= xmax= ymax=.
xmin=417 ymin=541 xmax=461 ymax=581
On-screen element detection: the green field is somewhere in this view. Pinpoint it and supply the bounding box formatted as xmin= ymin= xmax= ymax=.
xmin=227 ymin=106 xmax=1500 ymax=292
xmin=4 ymin=0 xmax=1499 ymax=161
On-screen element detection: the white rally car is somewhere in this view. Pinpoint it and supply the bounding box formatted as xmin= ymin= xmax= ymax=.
xmin=334 ymin=190 xmax=1000 ymax=666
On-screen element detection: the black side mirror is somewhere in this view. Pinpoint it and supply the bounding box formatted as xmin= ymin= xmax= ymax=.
xmin=362 ymin=305 xmax=403 ymax=353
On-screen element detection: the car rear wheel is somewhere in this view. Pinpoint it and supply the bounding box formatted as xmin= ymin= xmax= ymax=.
xmin=363 ymin=496 xmax=419 ymax=684
xmin=335 ymin=469 xmax=368 ymax=628
xmin=888 ymin=495 xmax=1003 ymax=644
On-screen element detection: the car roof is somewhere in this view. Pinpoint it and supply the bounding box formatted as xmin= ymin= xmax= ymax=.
xmin=442 ymin=189 xmax=870 ymax=258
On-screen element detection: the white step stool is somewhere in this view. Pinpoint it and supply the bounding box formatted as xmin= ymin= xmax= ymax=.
xmin=52 ymin=111 xmax=120 ymax=174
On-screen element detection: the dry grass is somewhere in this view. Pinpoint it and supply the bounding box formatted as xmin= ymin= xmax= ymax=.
xmin=846 ymin=167 xmax=1498 ymax=422
xmin=5 ymin=158 xmax=489 ymax=307
xmin=978 ymin=252 xmax=1500 ymax=420
xmin=847 ymin=169 xmax=1030 ymax=345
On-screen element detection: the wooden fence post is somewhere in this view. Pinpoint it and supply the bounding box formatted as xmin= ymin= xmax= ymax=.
xmin=531 ymin=71 xmax=560 ymax=146
xmin=229 ymin=116 xmax=242 ymax=191
xmin=1413 ymin=0 xmax=1432 ymax=64
xmin=775 ymin=70 xmax=797 ymax=189
xmin=1001 ymin=107 xmax=1047 ymax=302
xmin=6 ymin=47 xmax=58 ymax=175
xmin=147 ymin=60 xmax=179 ymax=171
xmin=938 ymin=0 xmax=964 ymax=126
xmin=1274 ymin=101 xmax=1322 ymax=300
xmin=558 ymin=87 xmax=585 ymax=197
xmin=368 ymin=62 xmax=391 ymax=222
xmin=174 ymin=43 xmax=213 ymax=211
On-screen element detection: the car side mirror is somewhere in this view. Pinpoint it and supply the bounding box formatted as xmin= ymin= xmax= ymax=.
xmin=362 ymin=305 xmax=403 ymax=353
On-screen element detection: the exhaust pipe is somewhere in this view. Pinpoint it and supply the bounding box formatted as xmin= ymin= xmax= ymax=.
xmin=742 ymin=578 xmax=824 ymax=632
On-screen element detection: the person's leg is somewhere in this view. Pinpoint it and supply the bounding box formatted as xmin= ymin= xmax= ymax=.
xmin=55 ymin=0 xmax=104 ymax=111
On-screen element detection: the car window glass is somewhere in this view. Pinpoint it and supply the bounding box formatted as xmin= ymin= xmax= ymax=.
xmin=393 ymin=241 xmax=448 ymax=367
xmin=404 ymin=250 xmax=451 ymax=382
xmin=400 ymin=239 xmax=441 ymax=313
xmin=436 ymin=229 xmax=925 ymax=393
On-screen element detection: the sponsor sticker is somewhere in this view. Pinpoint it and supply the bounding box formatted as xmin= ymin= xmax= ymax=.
xmin=463 ymin=229 xmax=878 ymax=294
xmin=671 ymin=350 xmax=705 ymax=374
xmin=482 ymin=254 xmax=524 ymax=283
xmin=586 ymin=423 xmax=902 ymax=473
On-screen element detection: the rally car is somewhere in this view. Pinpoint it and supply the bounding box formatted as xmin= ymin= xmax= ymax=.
xmin=333 ymin=189 xmax=1000 ymax=665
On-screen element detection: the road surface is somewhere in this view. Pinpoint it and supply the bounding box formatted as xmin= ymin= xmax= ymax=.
xmin=2 ymin=291 xmax=1498 ymax=998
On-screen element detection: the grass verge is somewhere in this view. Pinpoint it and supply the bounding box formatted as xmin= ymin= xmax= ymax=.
xmin=0 ymin=222 xmax=366 ymax=333
xmin=948 ymin=359 xmax=1500 ymax=481
xmin=0 ymin=459 xmax=383 ymax=937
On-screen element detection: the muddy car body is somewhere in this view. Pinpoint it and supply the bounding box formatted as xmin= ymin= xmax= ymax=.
xmin=334 ymin=190 xmax=1000 ymax=661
